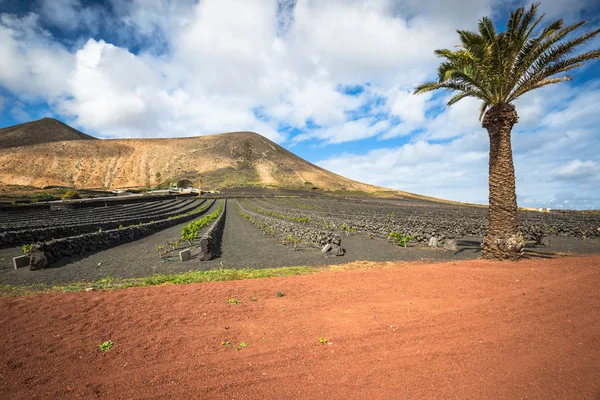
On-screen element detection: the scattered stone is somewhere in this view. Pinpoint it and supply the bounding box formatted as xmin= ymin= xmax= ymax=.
xmin=443 ymin=239 xmax=457 ymax=251
xmin=29 ymin=250 xmax=48 ymax=271
xmin=428 ymin=237 xmax=439 ymax=248
xmin=333 ymin=245 xmax=345 ymax=256
xmin=179 ymin=248 xmax=191 ymax=262
xmin=321 ymin=243 xmax=332 ymax=253
xmin=13 ymin=255 xmax=30 ymax=269
xmin=85 ymin=288 xmax=95 ymax=292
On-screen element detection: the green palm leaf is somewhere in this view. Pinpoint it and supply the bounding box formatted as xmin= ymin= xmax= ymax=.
xmin=414 ymin=1 xmax=600 ymax=114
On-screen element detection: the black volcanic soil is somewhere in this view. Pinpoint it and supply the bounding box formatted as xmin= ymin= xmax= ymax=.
xmin=0 ymin=118 xmax=95 ymax=149
xmin=1 ymin=202 xmax=599 ymax=287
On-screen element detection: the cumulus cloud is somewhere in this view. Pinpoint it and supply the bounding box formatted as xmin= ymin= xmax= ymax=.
xmin=0 ymin=0 xmax=494 ymax=140
xmin=552 ymin=160 xmax=600 ymax=182
xmin=0 ymin=13 xmax=73 ymax=99
xmin=317 ymin=134 xmax=490 ymax=203
xmin=319 ymin=82 xmax=600 ymax=209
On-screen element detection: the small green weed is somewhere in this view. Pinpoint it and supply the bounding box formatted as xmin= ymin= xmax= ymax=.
xmin=341 ymin=224 xmax=357 ymax=235
xmin=319 ymin=337 xmax=328 ymax=344
xmin=156 ymin=245 xmax=167 ymax=259
xmin=99 ymin=340 xmax=114 ymax=353
xmin=227 ymin=298 xmax=241 ymax=305
xmin=22 ymin=243 xmax=34 ymax=254
xmin=236 ymin=342 xmax=248 ymax=351
xmin=276 ymin=291 xmax=285 ymax=298
xmin=387 ymin=232 xmax=413 ymax=247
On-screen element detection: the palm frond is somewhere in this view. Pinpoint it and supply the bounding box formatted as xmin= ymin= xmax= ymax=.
xmin=457 ymin=29 xmax=482 ymax=49
xmin=414 ymin=3 xmax=600 ymax=113
xmin=509 ymin=49 xmax=600 ymax=101
xmin=447 ymin=91 xmax=486 ymax=106
xmin=509 ymin=36 xmax=600 ymax=101
xmin=478 ymin=17 xmax=497 ymax=45
xmin=515 ymin=76 xmax=572 ymax=98
xmin=413 ymin=81 xmax=442 ymax=95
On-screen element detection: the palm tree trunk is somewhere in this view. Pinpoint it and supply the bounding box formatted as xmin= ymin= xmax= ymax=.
xmin=481 ymin=103 xmax=525 ymax=260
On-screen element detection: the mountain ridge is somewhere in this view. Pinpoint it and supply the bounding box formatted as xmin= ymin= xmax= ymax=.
xmin=0 ymin=118 xmax=387 ymax=193
xmin=0 ymin=118 xmax=96 ymax=149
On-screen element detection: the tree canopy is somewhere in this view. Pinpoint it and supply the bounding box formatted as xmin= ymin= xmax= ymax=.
xmin=414 ymin=2 xmax=600 ymax=119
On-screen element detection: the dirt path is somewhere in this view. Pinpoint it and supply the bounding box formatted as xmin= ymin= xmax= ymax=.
xmin=198 ymin=200 xmax=340 ymax=270
xmin=1 ymin=255 xmax=599 ymax=399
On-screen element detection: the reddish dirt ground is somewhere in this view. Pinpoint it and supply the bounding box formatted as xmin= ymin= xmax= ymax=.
xmin=1 ymin=256 xmax=600 ymax=400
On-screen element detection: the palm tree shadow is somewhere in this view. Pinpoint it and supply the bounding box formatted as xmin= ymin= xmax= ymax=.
xmin=522 ymin=241 xmax=561 ymax=259
xmin=452 ymin=239 xmax=559 ymax=259
xmin=521 ymin=250 xmax=560 ymax=259
xmin=454 ymin=239 xmax=483 ymax=255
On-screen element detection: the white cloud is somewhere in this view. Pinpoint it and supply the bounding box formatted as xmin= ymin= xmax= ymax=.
xmin=294 ymin=117 xmax=391 ymax=145
xmin=0 ymin=13 xmax=74 ymax=99
xmin=420 ymin=96 xmax=484 ymax=141
xmin=0 ymin=0 xmax=495 ymax=140
xmin=10 ymin=101 xmax=31 ymax=122
xmin=552 ymin=160 xmax=600 ymax=182
xmin=318 ymin=135 xmax=490 ymax=203
xmin=318 ymin=82 xmax=600 ymax=209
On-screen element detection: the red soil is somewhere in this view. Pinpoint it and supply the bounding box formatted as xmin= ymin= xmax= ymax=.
xmin=1 ymin=256 xmax=600 ymax=399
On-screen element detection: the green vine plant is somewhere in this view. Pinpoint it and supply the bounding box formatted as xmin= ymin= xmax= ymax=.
xmin=281 ymin=234 xmax=302 ymax=250
xmin=341 ymin=224 xmax=357 ymax=236
xmin=387 ymin=232 xmax=413 ymax=247
xmin=22 ymin=243 xmax=34 ymax=255
xmin=166 ymin=239 xmax=180 ymax=252
xmin=156 ymin=245 xmax=167 ymax=259
xmin=181 ymin=202 xmax=224 ymax=244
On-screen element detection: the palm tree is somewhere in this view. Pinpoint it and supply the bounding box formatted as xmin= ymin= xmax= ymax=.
xmin=414 ymin=2 xmax=600 ymax=260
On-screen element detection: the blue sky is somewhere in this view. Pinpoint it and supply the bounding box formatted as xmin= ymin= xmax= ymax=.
xmin=1 ymin=0 xmax=599 ymax=209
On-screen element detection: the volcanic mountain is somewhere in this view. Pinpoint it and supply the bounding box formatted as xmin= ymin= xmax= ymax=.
xmin=0 ymin=118 xmax=386 ymax=193
xmin=0 ymin=118 xmax=96 ymax=149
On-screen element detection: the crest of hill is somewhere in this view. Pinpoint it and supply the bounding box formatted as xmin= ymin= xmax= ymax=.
xmin=0 ymin=119 xmax=389 ymax=193
xmin=0 ymin=118 xmax=96 ymax=149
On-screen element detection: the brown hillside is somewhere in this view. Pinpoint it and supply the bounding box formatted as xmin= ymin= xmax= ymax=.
xmin=0 ymin=118 xmax=96 ymax=149
xmin=0 ymin=124 xmax=385 ymax=192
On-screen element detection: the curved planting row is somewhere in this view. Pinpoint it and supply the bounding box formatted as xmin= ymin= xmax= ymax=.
xmin=28 ymin=200 xmax=216 ymax=270
xmin=0 ymin=198 xmax=168 ymax=226
xmin=235 ymin=200 xmax=343 ymax=254
xmin=1 ymin=199 xmax=207 ymax=249
xmin=257 ymin=198 xmax=600 ymax=242
xmin=0 ymin=199 xmax=189 ymax=231
xmin=180 ymin=201 xmax=225 ymax=244
xmin=198 ymin=200 xmax=227 ymax=261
